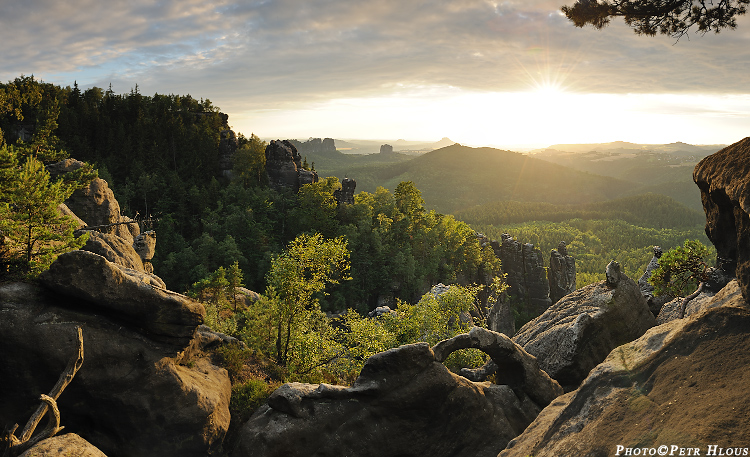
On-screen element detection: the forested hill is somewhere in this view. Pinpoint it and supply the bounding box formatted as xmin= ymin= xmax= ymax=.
xmin=331 ymin=144 xmax=636 ymax=214
xmin=454 ymin=193 xmax=705 ymax=230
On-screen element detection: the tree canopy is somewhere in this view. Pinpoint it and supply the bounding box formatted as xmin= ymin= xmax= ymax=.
xmin=562 ymin=0 xmax=749 ymax=37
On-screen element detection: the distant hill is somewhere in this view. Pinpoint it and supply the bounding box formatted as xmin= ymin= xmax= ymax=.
xmin=529 ymin=141 xmax=723 ymax=212
xmin=454 ymin=193 xmax=705 ymax=230
xmin=329 ymin=144 xmax=636 ymax=214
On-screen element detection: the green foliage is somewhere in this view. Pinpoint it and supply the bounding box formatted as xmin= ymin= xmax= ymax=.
xmin=231 ymin=378 xmax=277 ymax=421
xmin=0 ymin=148 xmax=88 ymax=276
xmin=233 ymin=133 xmax=267 ymax=187
xmin=265 ymin=233 xmax=350 ymax=367
xmin=473 ymin=219 xmax=712 ymax=289
xmin=649 ymin=239 xmax=712 ymax=297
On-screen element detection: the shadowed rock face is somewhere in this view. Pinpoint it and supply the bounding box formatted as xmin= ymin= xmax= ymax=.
xmin=0 ymin=282 xmax=230 ymax=457
xmin=500 ymin=282 xmax=750 ymax=457
xmin=494 ymin=234 xmax=551 ymax=316
xmin=548 ymin=241 xmax=576 ymax=304
xmin=513 ymin=264 xmax=656 ymax=390
xmin=265 ymin=140 xmax=319 ymax=192
xmin=693 ymin=137 xmax=750 ymax=301
xmin=233 ymin=330 xmax=562 ymax=457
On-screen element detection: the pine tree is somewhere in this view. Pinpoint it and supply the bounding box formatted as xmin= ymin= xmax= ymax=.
xmin=2 ymin=152 xmax=88 ymax=275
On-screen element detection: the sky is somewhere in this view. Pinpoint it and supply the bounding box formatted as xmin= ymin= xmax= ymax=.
xmin=2 ymin=0 xmax=750 ymax=149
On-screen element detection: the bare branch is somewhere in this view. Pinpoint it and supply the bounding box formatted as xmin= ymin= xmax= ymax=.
xmin=3 ymin=327 xmax=84 ymax=457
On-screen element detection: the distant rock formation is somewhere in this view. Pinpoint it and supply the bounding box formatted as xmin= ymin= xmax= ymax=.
xmin=288 ymin=137 xmax=337 ymax=155
xmin=265 ymin=140 xmax=319 ymax=192
xmin=500 ymin=282 xmax=750 ymax=457
xmin=233 ymin=330 xmax=562 ymax=457
xmin=494 ymin=234 xmax=552 ymax=317
xmin=512 ymin=261 xmax=656 ymax=389
xmin=333 ymin=177 xmax=356 ymax=205
xmin=547 ymin=241 xmax=576 ymax=303
xmin=693 ymin=137 xmax=748 ymax=301
xmin=380 ymin=144 xmax=394 ymax=154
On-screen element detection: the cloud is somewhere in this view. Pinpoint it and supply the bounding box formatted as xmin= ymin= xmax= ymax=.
xmin=2 ymin=0 xmax=750 ymax=114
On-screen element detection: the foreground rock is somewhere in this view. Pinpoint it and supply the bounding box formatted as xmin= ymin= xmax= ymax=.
xmin=40 ymin=250 xmax=202 ymax=346
xmin=513 ymin=261 xmax=656 ymax=389
xmin=79 ymin=230 xmax=145 ymax=272
xmin=0 ymin=282 xmax=231 ymax=457
xmin=500 ymin=282 xmax=750 ymax=456
xmin=233 ymin=329 xmax=562 ymax=457
xmin=19 ymin=433 xmax=107 ymax=457
xmin=694 ymin=137 xmax=750 ymax=301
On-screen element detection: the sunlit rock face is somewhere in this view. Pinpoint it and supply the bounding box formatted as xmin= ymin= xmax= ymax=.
xmin=500 ymin=283 xmax=750 ymax=457
xmin=265 ymin=139 xmax=319 ymax=192
xmin=693 ymin=137 xmax=750 ymax=303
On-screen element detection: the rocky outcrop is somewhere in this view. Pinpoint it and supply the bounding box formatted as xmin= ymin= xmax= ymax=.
xmin=265 ymin=140 xmax=319 ymax=192
xmin=219 ymin=128 xmax=238 ymax=178
xmin=333 ymin=177 xmax=356 ymax=205
xmin=288 ymin=137 xmax=337 ymax=154
xmin=39 ymin=250 xmax=202 ymax=346
xmin=494 ymin=234 xmax=551 ymax=316
xmin=380 ymin=144 xmax=394 ymax=154
xmin=547 ymin=241 xmax=576 ymax=303
xmin=512 ymin=261 xmax=656 ymax=389
xmin=79 ymin=230 xmax=145 ymax=272
xmin=693 ymin=137 xmax=750 ymax=302
xmin=132 ymin=230 xmax=156 ymax=273
xmin=500 ymin=281 xmax=750 ymax=456
xmin=20 ymin=433 xmax=107 ymax=457
xmin=637 ymin=245 xmax=671 ymax=315
xmin=0 ymin=281 xmax=230 ymax=457
xmin=657 ymin=278 xmax=742 ymax=324
xmin=233 ymin=331 xmax=561 ymax=457
xmin=65 ymin=178 xmax=139 ymax=245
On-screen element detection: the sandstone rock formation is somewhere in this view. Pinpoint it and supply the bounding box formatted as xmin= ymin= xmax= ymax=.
xmin=380 ymin=144 xmax=394 ymax=154
xmin=218 ymin=128 xmax=238 ymax=178
xmin=0 ymin=281 xmax=230 ymax=457
xmin=19 ymin=433 xmax=107 ymax=457
xmin=79 ymin=230 xmax=145 ymax=272
xmin=232 ymin=330 xmax=562 ymax=457
xmin=547 ymin=241 xmax=576 ymax=304
xmin=132 ymin=230 xmax=156 ymax=273
xmin=288 ymin=137 xmax=337 ymax=154
xmin=657 ymin=278 xmax=742 ymax=324
xmin=39 ymin=250 xmax=202 ymax=346
xmin=494 ymin=234 xmax=551 ymax=316
xmin=693 ymin=137 xmax=750 ymax=302
xmin=499 ymin=281 xmax=750 ymax=456
xmin=65 ymin=177 xmax=139 ymax=245
xmin=512 ymin=261 xmax=656 ymax=389
xmin=637 ymin=245 xmax=672 ymax=315
xmin=333 ymin=177 xmax=356 ymax=205
xmin=265 ymin=140 xmax=319 ymax=192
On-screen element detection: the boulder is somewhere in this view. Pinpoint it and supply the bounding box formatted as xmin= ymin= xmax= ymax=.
xmin=39 ymin=250 xmax=201 ymax=346
xmin=693 ymin=137 xmax=750 ymax=303
xmin=657 ymin=279 xmax=742 ymax=324
xmin=512 ymin=261 xmax=656 ymax=389
xmin=548 ymin=241 xmax=576 ymax=304
xmin=0 ymin=282 xmax=231 ymax=457
xmin=500 ymin=282 xmax=750 ymax=456
xmin=232 ymin=337 xmax=560 ymax=457
xmin=79 ymin=230 xmax=145 ymax=272
xmin=64 ymin=178 xmax=138 ymax=244
xmin=19 ymin=433 xmax=107 ymax=457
